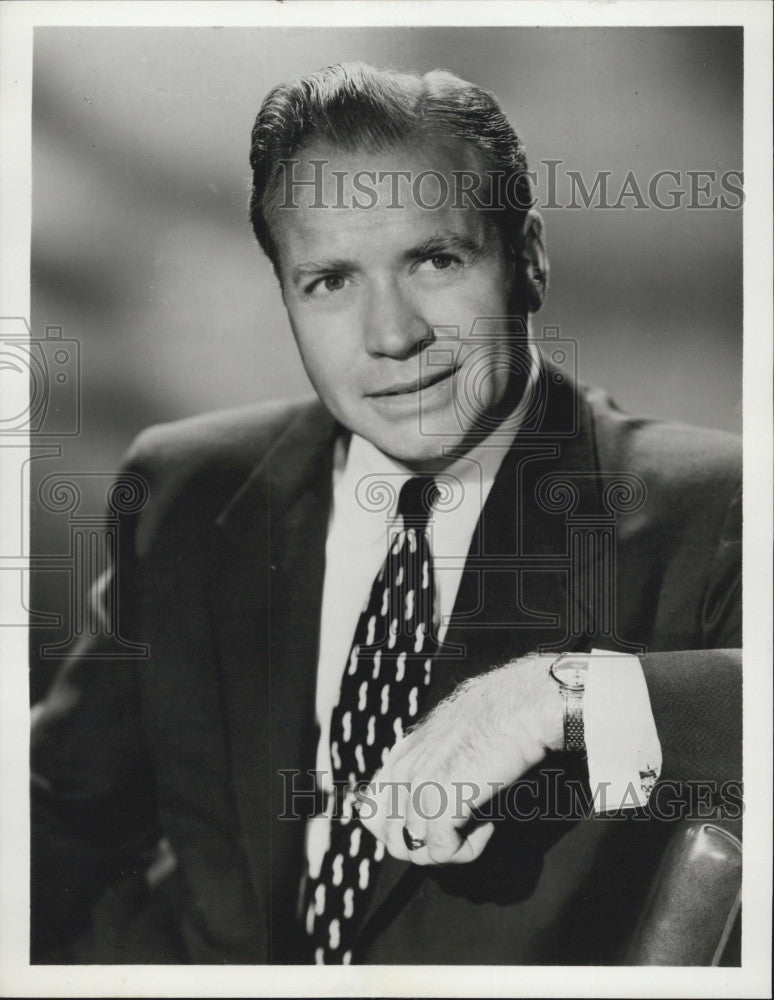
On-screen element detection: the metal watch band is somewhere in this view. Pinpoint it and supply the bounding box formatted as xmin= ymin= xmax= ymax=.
xmin=562 ymin=686 xmax=585 ymax=754
xmin=549 ymin=653 xmax=587 ymax=755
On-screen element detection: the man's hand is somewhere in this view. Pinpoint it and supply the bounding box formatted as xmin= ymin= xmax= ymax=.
xmin=356 ymin=654 xmax=564 ymax=866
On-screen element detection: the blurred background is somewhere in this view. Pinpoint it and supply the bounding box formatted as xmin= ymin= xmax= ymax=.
xmin=28 ymin=26 xmax=742 ymax=695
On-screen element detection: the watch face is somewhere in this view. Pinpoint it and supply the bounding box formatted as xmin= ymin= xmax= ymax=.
xmin=551 ymin=657 xmax=588 ymax=691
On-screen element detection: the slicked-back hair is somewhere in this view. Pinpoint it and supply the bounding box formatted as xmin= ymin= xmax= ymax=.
xmin=248 ymin=62 xmax=532 ymax=267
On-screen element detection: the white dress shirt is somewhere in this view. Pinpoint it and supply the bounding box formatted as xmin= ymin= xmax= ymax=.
xmin=306 ymin=380 xmax=662 ymax=877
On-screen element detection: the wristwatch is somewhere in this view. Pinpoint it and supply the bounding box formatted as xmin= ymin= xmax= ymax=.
xmin=549 ymin=654 xmax=588 ymax=754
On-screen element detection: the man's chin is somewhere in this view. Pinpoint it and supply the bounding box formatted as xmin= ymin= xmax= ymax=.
xmin=339 ymin=401 xmax=493 ymax=469
xmin=366 ymin=428 xmax=473 ymax=472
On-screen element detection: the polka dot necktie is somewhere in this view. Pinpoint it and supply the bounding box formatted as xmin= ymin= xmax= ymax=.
xmin=304 ymin=475 xmax=440 ymax=964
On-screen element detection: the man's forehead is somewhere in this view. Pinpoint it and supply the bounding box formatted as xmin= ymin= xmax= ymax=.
xmin=272 ymin=136 xmax=490 ymax=216
xmin=269 ymin=138 xmax=494 ymax=259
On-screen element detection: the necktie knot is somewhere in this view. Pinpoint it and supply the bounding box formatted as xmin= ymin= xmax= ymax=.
xmin=398 ymin=476 xmax=439 ymax=528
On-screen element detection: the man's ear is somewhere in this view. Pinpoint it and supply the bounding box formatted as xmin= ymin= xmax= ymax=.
xmin=515 ymin=209 xmax=549 ymax=313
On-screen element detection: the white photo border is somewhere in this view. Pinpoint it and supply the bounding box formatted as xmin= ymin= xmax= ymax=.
xmin=1 ymin=2 xmax=771 ymax=997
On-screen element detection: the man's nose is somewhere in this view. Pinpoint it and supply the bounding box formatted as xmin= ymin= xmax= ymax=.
xmin=362 ymin=282 xmax=431 ymax=359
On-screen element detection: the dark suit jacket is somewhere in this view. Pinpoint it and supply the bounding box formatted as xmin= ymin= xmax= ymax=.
xmin=31 ymin=368 xmax=742 ymax=965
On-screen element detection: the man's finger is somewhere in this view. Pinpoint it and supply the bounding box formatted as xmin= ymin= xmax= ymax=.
xmin=445 ymin=820 xmax=496 ymax=865
xmin=424 ymin=819 xmax=463 ymax=864
xmin=399 ymin=774 xmax=432 ymax=864
xmin=379 ymin=778 xmax=414 ymax=861
xmin=355 ymin=777 xmax=389 ymax=845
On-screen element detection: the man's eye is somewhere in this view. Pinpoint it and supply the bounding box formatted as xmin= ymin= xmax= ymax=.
xmin=308 ymin=274 xmax=347 ymax=295
xmin=417 ymin=254 xmax=461 ymax=273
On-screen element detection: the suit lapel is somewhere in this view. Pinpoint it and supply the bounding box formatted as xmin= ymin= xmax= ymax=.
xmin=208 ymin=401 xmax=338 ymax=958
xmin=359 ymin=371 xmax=605 ymax=939
xmin=429 ymin=369 xmax=603 ymax=706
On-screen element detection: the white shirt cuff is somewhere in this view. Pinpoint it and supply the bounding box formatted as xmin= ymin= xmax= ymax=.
xmin=585 ymin=649 xmax=662 ymax=812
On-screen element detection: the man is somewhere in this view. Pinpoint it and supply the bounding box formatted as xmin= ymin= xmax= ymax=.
xmin=31 ymin=63 xmax=741 ymax=965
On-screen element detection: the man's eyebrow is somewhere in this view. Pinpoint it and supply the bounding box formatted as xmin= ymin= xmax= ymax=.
xmin=290 ymin=258 xmax=355 ymax=285
xmin=404 ymin=233 xmax=487 ymax=261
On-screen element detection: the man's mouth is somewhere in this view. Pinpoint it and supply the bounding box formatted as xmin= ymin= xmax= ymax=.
xmin=368 ymin=364 xmax=461 ymax=397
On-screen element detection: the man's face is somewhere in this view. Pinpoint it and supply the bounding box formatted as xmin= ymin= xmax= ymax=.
xmin=271 ymin=140 xmax=525 ymax=468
